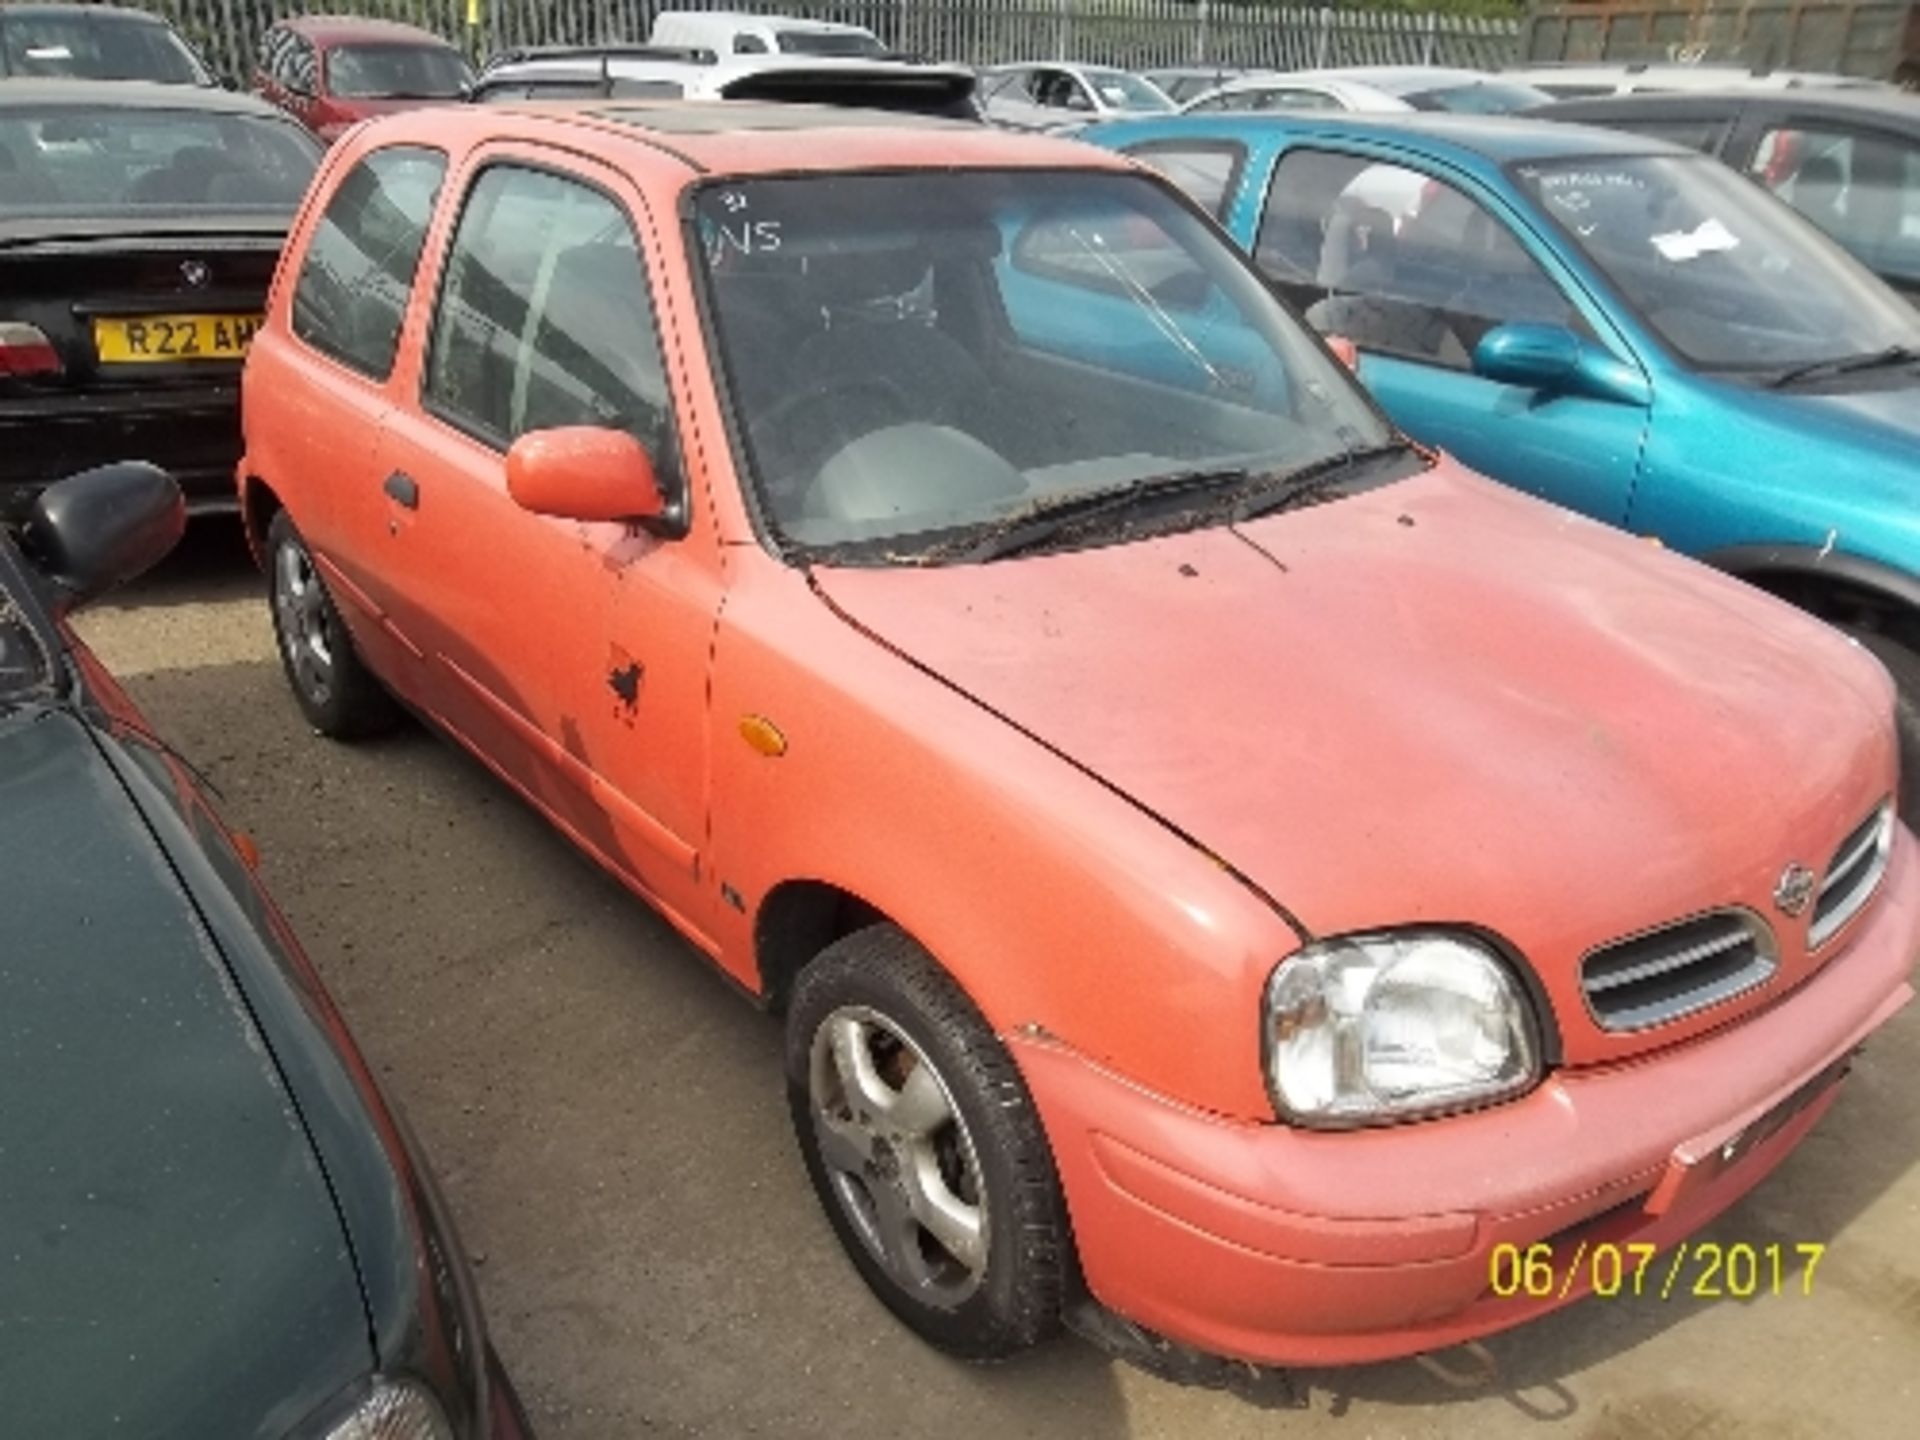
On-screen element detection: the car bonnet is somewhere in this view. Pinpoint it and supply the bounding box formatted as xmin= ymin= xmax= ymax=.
xmin=0 ymin=704 xmax=370 ymax=1434
xmin=811 ymin=460 xmax=1896 ymax=1064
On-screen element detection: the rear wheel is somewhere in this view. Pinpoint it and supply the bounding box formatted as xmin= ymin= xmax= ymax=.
xmin=267 ymin=509 xmax=397 ymax=739
xmin=1844 ymin=625 xmax=1920 ymax=818
xmin=785 ymin=925 xmax=1069 ymax=1359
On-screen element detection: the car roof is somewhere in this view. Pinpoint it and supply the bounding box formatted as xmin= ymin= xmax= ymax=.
xmin=0 ymin=76 xmax=283 ymax=115
xmin=374 ymin=98 xmax=1123 ymax=174
xmin=1505 ymin=61 xmax=1877 ymax=90
xmin=1311 ymin=65 xmax=1501 ymax=94
xmin=1112 ymin=109 xmax=1693 ymax=164
xmin=1536 ymin=86 xmax=1920 ymax=128
xmin=277 ymin=15 xmax=454 ymax=47
xmin=660 ymin=10 xmax=871 ymax=30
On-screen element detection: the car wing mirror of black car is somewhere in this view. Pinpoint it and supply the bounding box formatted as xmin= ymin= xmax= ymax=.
xmin=1472 ymin=322 xmax=1650 ymax=408
xmin=21 ymin=462 xmax=185 ymax=614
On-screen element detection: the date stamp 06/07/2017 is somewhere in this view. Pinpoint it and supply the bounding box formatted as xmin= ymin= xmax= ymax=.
xmin=1489 ymin=1241 xmax=1828 ymax=1302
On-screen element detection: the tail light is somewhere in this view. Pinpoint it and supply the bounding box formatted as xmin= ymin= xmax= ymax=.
xmin=0 ymin=322 xmax=61 ymax=378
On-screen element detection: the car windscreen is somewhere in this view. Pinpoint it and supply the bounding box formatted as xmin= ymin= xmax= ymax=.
xmin=774 ymin=30 xmax=885 ymax=56
xmin=0 ymin=105 xmax=321 ymax=216
xmin=1402 ymin=79 xmax=1553 ymax=114
xmin=0 ymin=12 xmax=207 ymax=84
xmin=326 ymin=42 xmax=471 ymax=99
xmin=694 ymin=169 xmax=1394 ymax=559
xmin=1086 ymin=68 xmax=1174 ymax=112
xmin=1515 ymin=152 xmax=1920 ymax=373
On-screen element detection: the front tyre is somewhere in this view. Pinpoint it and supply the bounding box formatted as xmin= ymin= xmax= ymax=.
xmin=785 ymin=925 xmax=1070 ymax=1359
xmin=267 ymin=510 xmax=397 ymax=739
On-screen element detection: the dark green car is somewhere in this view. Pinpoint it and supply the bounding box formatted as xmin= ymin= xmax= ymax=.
xmin=0 ymin=465 xmax=529 ymax=1437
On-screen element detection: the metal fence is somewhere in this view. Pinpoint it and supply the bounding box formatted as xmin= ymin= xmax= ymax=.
xmin=130 ymin=0 xmax=1522 ymax=86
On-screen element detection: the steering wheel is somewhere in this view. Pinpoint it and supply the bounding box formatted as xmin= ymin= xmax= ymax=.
xmin=746 ymin=374 xmax=917 ymax=509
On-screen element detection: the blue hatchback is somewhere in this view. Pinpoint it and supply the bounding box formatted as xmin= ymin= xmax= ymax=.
xmin=1085 ymin=112 xmax=1920 ymax=805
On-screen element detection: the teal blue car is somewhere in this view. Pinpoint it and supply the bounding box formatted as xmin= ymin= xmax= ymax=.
xmin=1085 ymin=112 xmax=1920 ymax=808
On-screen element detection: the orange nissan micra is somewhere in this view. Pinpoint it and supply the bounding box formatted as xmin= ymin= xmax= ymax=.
xmin=238 ymin=101 xmax=1919 ymax=1370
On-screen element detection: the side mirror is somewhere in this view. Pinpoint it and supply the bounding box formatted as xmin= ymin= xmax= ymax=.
xmin=505 ymin=427 xmax=668 ymax=527
xmin=1472 ymin=323 xmax=1650 ymax=407
xmin=21 ymin=462 xmax=184 ymax=613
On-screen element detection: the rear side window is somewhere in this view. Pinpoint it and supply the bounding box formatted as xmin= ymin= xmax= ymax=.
xmin=424 ymin=165 xmax=670 ymax=456
xmin=1596 ymin=115 xmax=1730 ymax=153
xmin=291 ymin=145 xmax=446 ymax=379
xmin=1122 ymin=141 xmax=1246 ymax=220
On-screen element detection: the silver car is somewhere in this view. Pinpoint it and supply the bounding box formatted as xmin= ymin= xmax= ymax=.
xmin=979 ymin=61 xmax=1173 ymax=131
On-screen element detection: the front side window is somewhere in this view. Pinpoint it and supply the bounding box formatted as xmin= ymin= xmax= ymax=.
xmin=1748 ymin=124 xmax=1920 ymax=285
xmin=1517 ymin=152 xmax=1920 ymax=372
xmin=694 ymin=170 xmax=1393 ymax=558
xmin=1084 ymin=69 xmax=1173 ymax=113
xmin=1122 ymin=141 xmax=1246 ymax=220
xmin=325 ymin=44 xmax=471 ymax=100
xmin=425 ymin=166 xmax=670 ymax=457
xmin=1257 ymin=150 xmax=1576 ymax=370
xmin=292 ymin=146 xmax=446 ymax=378
xmin=0 ymin=105 xmax=319 ymax=214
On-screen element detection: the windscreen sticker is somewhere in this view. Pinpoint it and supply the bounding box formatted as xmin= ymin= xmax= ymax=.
xmin=1650 ymin=217 xmax=1739 ymax=263
xmin=705 ymin=218 xmax=782 ymax=266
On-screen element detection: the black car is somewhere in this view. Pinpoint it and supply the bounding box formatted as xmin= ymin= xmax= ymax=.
xmin=0 ymin=79 xmax=320 ymax=517
xmin=0 ymin=3 xmax=212 ymax=85
xmin=1530 ymin=87 xmax=1920 ymax=301
xmin=0 ymin=463 xmax=530 ymax=1436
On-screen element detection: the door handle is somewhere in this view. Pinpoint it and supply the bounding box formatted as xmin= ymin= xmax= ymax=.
xmin=383 ymin=471 xmax=419 ymax=509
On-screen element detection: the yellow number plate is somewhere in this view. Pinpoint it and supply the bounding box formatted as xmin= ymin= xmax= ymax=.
xmin=93 ymin=313 xmax=263 ymax=364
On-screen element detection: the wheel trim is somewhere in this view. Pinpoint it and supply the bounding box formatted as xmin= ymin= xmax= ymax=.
xmin=809 ymin=1005 xmax=989 ymax=1309
xmin=273 ymin=536 xmax=335 ymax=707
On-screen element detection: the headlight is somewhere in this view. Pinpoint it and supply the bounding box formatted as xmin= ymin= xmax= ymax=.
xmin=1263 ymin=930 xmax=1542 ymax=1126
xmin=312 ymin=1379 xmax=453 ymax=1440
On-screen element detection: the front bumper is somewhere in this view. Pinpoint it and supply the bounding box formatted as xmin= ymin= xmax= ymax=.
xmin=1 ymin=382 xmax=241 ymax=517
xmin=1018 ymin=832 xmax=1920 ymax=1368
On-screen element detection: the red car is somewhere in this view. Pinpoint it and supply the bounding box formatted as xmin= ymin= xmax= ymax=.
xmin=240 ymin=101 xmax=1917 ymax=1371
xmin=253 ymin=16 xmax=471 ymax=143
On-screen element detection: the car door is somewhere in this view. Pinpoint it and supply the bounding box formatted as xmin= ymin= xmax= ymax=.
xmin=1733 ymin=113 xmax=1920 ymax=302
xmin=1249 ymin=143 xmax=1651 ymax=524
xmin=375 ymin=145 xmax=719 ymax=926
xmin=263 ymin=141 xmax=449 ymax=696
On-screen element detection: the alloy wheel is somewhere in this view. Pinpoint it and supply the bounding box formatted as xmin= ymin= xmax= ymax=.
xmin=273 ymin=535 xmax=335 ymax=708
xmin=807 ymin=1004 xmax=990 ymax=1308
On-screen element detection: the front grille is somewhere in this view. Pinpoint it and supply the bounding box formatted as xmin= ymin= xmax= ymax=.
xmin=1581 ymin=910 xmax=1776 ymax=1032
xmin=1809 ymin=804 xmax=1894 ymax=949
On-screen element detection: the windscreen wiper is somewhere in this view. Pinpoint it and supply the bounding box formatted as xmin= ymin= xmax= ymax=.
xmin=1766 ymin=344 xmax=1920 ymax=389
xmin=1228 ymin=442 xmax=1420 ymax=524
xmin=941 ymin=466 xmax=1264 ymax=564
